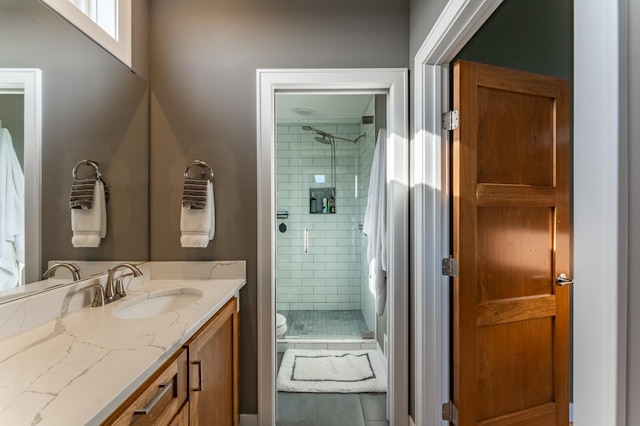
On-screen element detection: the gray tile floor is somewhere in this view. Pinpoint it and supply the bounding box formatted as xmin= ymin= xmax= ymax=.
xmin=276 ymin=349 xmax=388 ymax=426
xmin=277 ymin=392 xmax=388 ymax=426
xmin=280 ymin=310 xmax=371 ymax=339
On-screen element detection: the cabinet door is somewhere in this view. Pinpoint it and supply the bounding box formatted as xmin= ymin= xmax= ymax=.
xmin=188 ymin=298 xmax=239 ymax=426
xmin=169 ymin=403 xmax=189 ymax=426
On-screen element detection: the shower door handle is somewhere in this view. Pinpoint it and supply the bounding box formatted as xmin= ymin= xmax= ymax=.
xmin=304 ymin=228 xmax=309 ymax=253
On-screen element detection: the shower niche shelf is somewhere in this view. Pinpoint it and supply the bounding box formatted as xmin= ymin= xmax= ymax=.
xmin=309 ymin=187 xmax=336 ymax=214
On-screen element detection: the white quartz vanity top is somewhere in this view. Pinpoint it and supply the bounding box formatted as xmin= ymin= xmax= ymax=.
xmin=0 ymin=273 xmax=246 ymax=425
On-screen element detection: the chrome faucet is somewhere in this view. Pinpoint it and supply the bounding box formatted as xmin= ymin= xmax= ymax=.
xmin=83 ymin=283 xmax=106 ymax=307
xmin=43 ymin=263 xmax=81 ymax=281
xmin=105 ymin=263 xmax=143 ymax=302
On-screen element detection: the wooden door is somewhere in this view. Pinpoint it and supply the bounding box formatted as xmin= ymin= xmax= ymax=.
xmin=188 ymin=297 xmax=239 ymax=426
xmin=452 ymin=60 xmax=570 ymax=425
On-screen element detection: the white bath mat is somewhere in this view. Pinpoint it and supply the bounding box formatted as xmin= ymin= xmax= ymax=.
xmin=277 ymin=349 xmax=387 ymax=393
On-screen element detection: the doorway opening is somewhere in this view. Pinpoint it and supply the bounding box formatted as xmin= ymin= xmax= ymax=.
xmin=275 ymin=93 xmax=385 ymax=342
xmin=274 ymin=93 xmax=387 ymax=424
xmin=257 ymin=69 xmax=409 ymax=426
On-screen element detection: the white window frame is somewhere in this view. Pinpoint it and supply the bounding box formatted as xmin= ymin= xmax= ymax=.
xmin=41 ymin=0 xmax=131 ymax=67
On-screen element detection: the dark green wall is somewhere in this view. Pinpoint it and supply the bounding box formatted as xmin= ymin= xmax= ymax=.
xmin=454 ymin=0 xmax=572 ymax=80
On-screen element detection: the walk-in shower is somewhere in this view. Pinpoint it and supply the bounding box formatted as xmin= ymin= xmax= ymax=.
xmin=275 ymin=94 xmax=381 ymax=342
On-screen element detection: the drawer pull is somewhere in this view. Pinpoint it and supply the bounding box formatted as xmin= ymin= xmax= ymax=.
xmin=133 ymin=381 xmax=173 ymax=416
xmin=192 ymin=360 xmax=203 ymax=392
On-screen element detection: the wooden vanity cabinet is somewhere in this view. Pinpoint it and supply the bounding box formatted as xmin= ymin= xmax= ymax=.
xmin=104 ymin=297 xmax=239 ymax=426
xmin=186 ymin=297 xmax=239 ymax=426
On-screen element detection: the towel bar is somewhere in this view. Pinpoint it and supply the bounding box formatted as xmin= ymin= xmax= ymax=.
xmin=184 ymin=159 xmax=214 ymax=181
xmin=72 ymin=160 xmax=101 ymax=180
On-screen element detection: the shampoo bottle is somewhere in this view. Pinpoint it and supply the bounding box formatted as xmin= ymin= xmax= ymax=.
xmin=310 ymin=192 xmax=317 ymax=214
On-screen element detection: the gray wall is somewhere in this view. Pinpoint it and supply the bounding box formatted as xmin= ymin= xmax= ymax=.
xmin=0 ymin=0 xmax=149 ymax=272
xmin=627 ymin=0 xmax=640 ymax=422
xmin=409 ymin=0 xmax=448 ymax=61
xmin=148 ymin=0 xmax=409 ymax=414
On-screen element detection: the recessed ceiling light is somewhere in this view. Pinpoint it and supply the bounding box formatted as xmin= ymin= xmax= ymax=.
xmin=293 ymin=107 xmax=312 ymax=116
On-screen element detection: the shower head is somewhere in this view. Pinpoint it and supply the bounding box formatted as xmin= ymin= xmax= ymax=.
xmin=302 ymin=125 xmax=330 ymax=138
xmin=314 ymin=136 xmax=333 ymax=145
xmin=302 ymin=125 xmax=363 ymax=144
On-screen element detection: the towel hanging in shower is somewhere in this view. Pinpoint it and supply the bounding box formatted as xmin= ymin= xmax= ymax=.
xmin=363 ymin=128 xmax=387 ymax=316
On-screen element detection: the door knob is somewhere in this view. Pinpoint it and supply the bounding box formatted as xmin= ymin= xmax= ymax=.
xmin=556 ymin=273 xmax=574 ymax=286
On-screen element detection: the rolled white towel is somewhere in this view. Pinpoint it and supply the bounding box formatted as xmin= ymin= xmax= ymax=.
xmin=71 ymin=179 xmax=107 ymax=247
xmin=181 ymin=181 xmax=215 ymax=248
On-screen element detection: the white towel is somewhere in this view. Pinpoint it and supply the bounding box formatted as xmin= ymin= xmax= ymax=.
xmin=0 ymin=128 xmax=24 ymax=290
xmin=180 ymin=181 xmax=215 ymax=248
xmin=71 ymin=179 xmax=107 ymax=247
xmin=363 ymin=129 xmax=387 ymax=315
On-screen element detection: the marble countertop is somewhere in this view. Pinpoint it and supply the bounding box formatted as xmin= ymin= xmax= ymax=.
xmin=0 ymin=262 xmax=246 ymax=425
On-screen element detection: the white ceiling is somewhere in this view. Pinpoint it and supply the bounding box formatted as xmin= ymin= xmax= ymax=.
xmin=275 ymin=93 xmax=373 ymax=121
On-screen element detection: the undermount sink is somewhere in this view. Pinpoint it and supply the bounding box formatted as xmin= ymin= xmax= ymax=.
xmin=113 ymin=288 xmax=204 ymax=319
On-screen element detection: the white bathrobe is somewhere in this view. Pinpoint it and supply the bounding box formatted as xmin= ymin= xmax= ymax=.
xmin=0 ymin=128 xmax=25 ymax=290
xmin=363 ymin=129 xmax=387 ymax=316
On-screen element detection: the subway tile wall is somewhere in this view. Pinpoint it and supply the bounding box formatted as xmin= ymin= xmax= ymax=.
xmin=276 ymin=104 xmax=376 ymax=318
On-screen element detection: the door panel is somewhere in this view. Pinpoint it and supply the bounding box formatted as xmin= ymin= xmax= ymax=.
xmin=477 ymin=206 xmax=553 ymax=301
xmin=452 ymin=60 xmax=570 ymax=425
xmin=477 ymin=87 xmax=555 ymax=186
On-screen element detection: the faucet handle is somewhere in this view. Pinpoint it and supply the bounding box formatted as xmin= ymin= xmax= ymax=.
xmin=83 ymin=284 xmax=106 ymax=307
xmin=114 ymin=273 xmax=133 ymax=300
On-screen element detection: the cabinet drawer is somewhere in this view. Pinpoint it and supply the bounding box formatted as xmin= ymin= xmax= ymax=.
xmin=105 ymin=349 xmax=188 ymax=426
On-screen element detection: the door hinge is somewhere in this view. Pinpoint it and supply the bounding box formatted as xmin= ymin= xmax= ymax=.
xmin=442 ymin=110 xmax=459 ymax=131
xmin=442 ymin=401 xmax=459 ymax=425
xmin=442 ymin=256 xmax=459 ymax=277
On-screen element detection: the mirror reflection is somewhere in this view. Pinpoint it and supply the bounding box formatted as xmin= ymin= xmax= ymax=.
xmin=0 ymin=105 xmax=24 ymax=290
xmin=0 ymin=0 xmax=149 ymax=302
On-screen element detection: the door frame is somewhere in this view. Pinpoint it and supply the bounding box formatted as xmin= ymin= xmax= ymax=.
xmin=413 ymin=0 xmax=628 ymax=425
xmin=412 ymin=2 xmax=504 ymax=424
xmin=256 ymin=68 xmax=409 ymax=425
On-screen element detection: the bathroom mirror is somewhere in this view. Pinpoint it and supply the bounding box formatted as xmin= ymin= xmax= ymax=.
xmin=0 ymin=0 xmax=149 ymax=303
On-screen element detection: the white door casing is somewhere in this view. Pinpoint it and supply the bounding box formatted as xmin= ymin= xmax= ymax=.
xmin=256 ymin=68 xmax=409 ymax=425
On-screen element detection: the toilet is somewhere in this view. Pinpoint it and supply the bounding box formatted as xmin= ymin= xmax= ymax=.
xmin=276 ymin=313 xmax=288 ymax=339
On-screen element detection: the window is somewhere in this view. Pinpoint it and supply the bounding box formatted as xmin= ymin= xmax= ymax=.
xmin=41 ymin=0 xmax=131 ymax=67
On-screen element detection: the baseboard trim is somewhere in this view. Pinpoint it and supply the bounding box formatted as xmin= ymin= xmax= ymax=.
xmin=240 ymin=413 xmax=258 ymax=426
